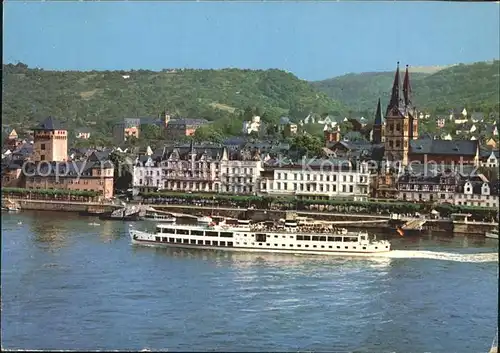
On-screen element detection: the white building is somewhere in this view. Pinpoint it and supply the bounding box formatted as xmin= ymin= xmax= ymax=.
xmin=242 ymin=116 xmax=261 ymax=135
xmin=454 ymin=180 xmax=499 ymax=209
xmin=259 ymin=158 xmax=371 ymax=201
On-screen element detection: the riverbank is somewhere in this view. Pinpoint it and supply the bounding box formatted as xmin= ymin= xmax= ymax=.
xmin=3 ymin=197 xmax=497 ymax=236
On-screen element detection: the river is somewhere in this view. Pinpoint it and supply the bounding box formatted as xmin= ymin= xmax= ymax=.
xmin=1 ymin=211 xmax=498 ymax=352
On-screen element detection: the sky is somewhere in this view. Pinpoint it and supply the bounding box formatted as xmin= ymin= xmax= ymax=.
xmin=4 ymin=2 xmax=500 ymax=81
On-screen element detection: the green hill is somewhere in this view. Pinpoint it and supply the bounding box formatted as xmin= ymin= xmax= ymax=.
xmin=312 ymin=60 xmax=500 ymax=114
xmin=2 ymin=63 xmax=345 ymax=136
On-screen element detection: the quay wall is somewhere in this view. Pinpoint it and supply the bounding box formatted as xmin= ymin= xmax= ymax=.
xmin=3 ymin=198 xmax=116 ymax=213
xmin=4 ymin=198 xmax=496 ymax=235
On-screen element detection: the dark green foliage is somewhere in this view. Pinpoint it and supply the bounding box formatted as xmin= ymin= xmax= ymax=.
xmin=312 ymin=60 xmax=500 ymax=114
xmin=2 ymin=64 xmax=345 ymax=137
xmin=2 ymin=187 xmax=99 ymax=197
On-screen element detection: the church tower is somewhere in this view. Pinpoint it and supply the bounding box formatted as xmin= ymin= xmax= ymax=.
xmin=372 ymin=98 xmax=384 ymax=144
xmin=383 ymin=63 xmax=418 ymax=166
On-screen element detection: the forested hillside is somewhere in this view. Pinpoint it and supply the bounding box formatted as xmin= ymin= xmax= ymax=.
xmin=313 ymin=60 xmax=500 ymax=114
xmin=2 ymin=63 xmax=345 ymax=136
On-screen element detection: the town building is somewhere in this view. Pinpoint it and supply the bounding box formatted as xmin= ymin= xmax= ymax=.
xmin=396 ymin=165 xmax=499 ymax=208
xmin=32 ymin=117 xmax=68 ymax=162
xmin=132 ymin=143 xmax=263 ymax=194
xmin=112 ymin=118 xmax=140 ymax=144
xmin=382 ymin=63 xmax=419 ymax=165
xmin=1 ymin=117 xmax=115 ymax=200
xmin=258 ymin=158 xmax=371 ymax=201
xmin=75 ymin=128 xmax=92 ymax=140
xmin=165 ymin=118 xmax=209 ymax=138
xmin=24 ymin=151 xmax=115 ymax=199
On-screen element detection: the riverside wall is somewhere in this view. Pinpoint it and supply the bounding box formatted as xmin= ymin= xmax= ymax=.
xmin=3 ymin=198 xmax=117 ymax=213
xmin=3 ymin=198 xmax=496 ymax=235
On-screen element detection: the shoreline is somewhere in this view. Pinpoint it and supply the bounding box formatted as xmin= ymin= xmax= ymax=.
xmin=3 ymin=197 xmax=497 ymax=236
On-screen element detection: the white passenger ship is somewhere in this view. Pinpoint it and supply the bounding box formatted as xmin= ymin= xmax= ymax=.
xmin=129 ymin=217 xmax=391 ymax=256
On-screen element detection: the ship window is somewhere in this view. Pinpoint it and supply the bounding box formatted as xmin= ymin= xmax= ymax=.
xmin=177 ymin=229 xmax=189 ymax=235
xmin=176 ymin=238 xmax=182 ymax=243
xmin=156 ymin=227 xmax=161 ymax=233
xmin=220 ymin=232 xmax=233 ymax=238
xmin=206 ymin=231 xmax=218 ymax=237
xmin=266 ymin=243 xmax=270 ymax=246
xmin=183 ymin=239 xmax=189 ymax=244
xmin=303 ymin=236 xmax=311 ymax=241
xmin=297 ymin=244 xmax=301 ymax=247
xmin=165 ymin=228 xmax=175 ymax=234
xmin=375 ymin=247 xmax=378 ymax=249
xmin=313 ymin=245 xmax=317 ymax=248
xmin=274 ymin=244 xmax=278 ymax=246
xmin=297 ymin=235 xmax=304 ymax=240
xmin=227 ymin=242 xmax=234 ymax=247
xmin=251 ymin=243 xmax=255 ymax=246
xmin=334 ymin=237 xmax=342 ymax=242
xmin=337 ymin=246 xmax=341 ymax=249
xmin=345 ymin=246 xmax=348 ymax=249
xmin=363 ymin=247 xmax=367 ymax=250
xmin=162 ymin=238 xmax=168 ymax=242
xmin=353 ymin=246 xmax=356 ymax=249
xmin=321 ymin=245 xmax=325 ymax=248
xmin=244 ymin=234 xmax=247 ymax=237
xmin=274 ymin=235 xmax=278 ymax=238
xmin=329 ymin=246 xmax=332 ymax=249
xmin=169 ymin=238 xmax=174 ymax=242
xmin=290 ymin=244 xmax=293 ymax=247
xmin=198 ymin=240 xmax=203 ymax=245
xmin=190 ymin=239 xmax=196 ymax=244
xmin=155 ymin=237 xmax=160 ymax=242
xmin=212 ymin=241 xmax=218 ymax=246
xmin=256 ymin=233 xmax=266 ymax=242
xmin=191 ymin=230 xmax=204 ymax=236
xmin=220 ymin=241 xmax=226 ymax=246
xmin=290 ymin=236 xmax=294 ymax=239
xmin=258 ymin=243 xmax=262 ymax=246
xmin=319 ymin=236 xmax=326 ymax=241
xmin=282 ymin=244 xmax=286 ymax=247
xmin=312 ymin=236 xmax=319 ymax=241
xmin=282 ymin=236 xmax=286 ymax=238
xmin=205 ymin=240 xmax=211 ymax=245
xmin=305 ymin=245 xmax=309 ymax=248
xmin=244 ymin=242 xmax=247 ymax=245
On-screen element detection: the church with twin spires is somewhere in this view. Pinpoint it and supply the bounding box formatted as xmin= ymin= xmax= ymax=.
xmin=372 ymin=62 xmax=419 ymax=166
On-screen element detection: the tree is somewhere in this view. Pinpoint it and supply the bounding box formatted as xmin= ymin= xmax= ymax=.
xmin=193 ymin=125 xmax=223 ymax=143
xmin=141 ymin=124 xmax=162 ymax=141
xmin=109 ymin=151 xmax=133 ymax=191
xmin=290 ymin=134 xmax=323 ymax=158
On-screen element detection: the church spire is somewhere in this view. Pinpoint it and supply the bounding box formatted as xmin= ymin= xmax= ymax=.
xmin=403 ymin=65 xmax=412 ymax=107
xmin=374 ymin=98 xmax=383 ymax=126
xmin=387 ymin=62 xmax=401 ymax=113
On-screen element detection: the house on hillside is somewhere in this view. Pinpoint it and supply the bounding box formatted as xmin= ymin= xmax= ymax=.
xmin=75 ymin=128 xmax=92 ymax=140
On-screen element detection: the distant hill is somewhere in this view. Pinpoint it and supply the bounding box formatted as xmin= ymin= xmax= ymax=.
xmin=2 ymin=63 xmax=345 ymax=136
xmin=312 ymin=60 xmax=500 ymax=114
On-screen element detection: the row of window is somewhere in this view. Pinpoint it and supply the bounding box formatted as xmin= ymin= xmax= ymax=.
xmin=157 ymin=228 xmax=234 ymax=238
xmin=155 ymin=237 xmax=234 ymax=247
xmin=274 ymin=182 xmax=356 ymax=193
xmin=153 ymin=236 xmax=375 ymax=250
xmin=276 ymin=173 xmax=364 ymax=183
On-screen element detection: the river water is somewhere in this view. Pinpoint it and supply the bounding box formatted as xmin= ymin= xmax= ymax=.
xmin=1 ymin=211 xmax=498 ymax=352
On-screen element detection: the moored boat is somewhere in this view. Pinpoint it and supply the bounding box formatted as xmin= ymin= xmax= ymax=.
xmin=129 ymin=218 xmax=391 ymax=256
xmin=485 ymin=228 xmax=499 ymax=240
xmin=142 ymin=212 xmax=176 ymax=223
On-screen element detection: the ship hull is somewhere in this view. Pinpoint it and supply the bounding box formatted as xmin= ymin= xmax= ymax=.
xmin=130 ymin=230 xmax=391 ymax=256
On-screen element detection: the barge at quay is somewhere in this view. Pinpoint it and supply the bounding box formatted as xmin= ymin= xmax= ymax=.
xmin=129 ymin=217 xmax=391 ymax=256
